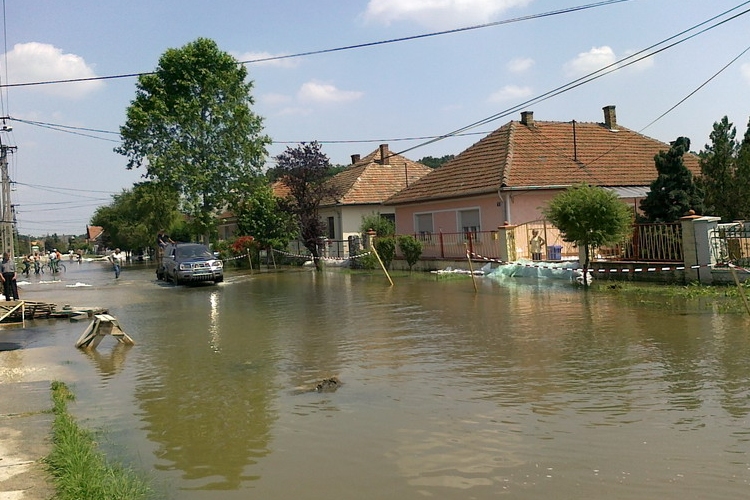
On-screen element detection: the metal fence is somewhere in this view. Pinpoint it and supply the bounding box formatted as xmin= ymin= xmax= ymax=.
xmin=597 ymin=222 xmax=683 ymax=262
xmin=402 ymin=231 xmax=503 ymax=260
xmin=512 ymin=220 xmax=578 ymax=260
xmin=710 ymin=221 xmax=750 ymax=266
xmin=283 ymin=220 xmax=691 ymax=265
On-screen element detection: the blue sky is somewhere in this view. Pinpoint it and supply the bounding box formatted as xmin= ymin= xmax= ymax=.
xmin=3 ymin=0 xmax=750 ymax=235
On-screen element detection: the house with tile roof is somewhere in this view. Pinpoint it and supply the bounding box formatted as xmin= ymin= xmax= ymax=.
xmin=385 ymin=105 xmax=701 ymax=238
xmin=86 ymin=225 xmax=105 ymax=253
xmin=317 ymin=144 xmax=432 ymax=242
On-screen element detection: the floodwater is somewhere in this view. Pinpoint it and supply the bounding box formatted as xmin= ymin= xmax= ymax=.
xmin=3 ymin=260 xmax=750 ymax=499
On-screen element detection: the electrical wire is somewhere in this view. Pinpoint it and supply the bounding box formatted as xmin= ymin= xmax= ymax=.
xmin=392 ymin=1 xmax=750 ymax=158
xmin=0 ymin=0 xmax=630 ymax=89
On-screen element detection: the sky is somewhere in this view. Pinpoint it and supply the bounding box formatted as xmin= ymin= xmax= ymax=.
xmin=3 ymin=0 xmax=750 ymax=236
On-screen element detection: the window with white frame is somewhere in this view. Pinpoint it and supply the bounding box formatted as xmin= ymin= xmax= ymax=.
xmin=459 ymin=209 xmax=480 ymax=239
xmin=415 ymin=213 xmax=433 ymax=239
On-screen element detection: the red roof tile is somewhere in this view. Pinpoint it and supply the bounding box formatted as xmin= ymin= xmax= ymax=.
xmin=324 ymin=145 xmax=432 ymax=205
xmin=386 ymin=117 xmax=700 ymax=205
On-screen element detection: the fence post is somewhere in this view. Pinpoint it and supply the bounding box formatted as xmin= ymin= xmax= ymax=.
xmin=439 ymin=230 xmax=445 ymax=259
xmin=681 ymin=213 xmax=720 ymax=284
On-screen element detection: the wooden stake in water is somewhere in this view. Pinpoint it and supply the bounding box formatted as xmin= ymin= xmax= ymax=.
xmin=730 ymin=264 xmax=750 ymax=316
xmin=247 ymin=251 xmax=253 ymax=274
xmin=465 ymin=243 xmax=478 ymax=293
xmin=371 ymin=245 xmax=393 ymax=287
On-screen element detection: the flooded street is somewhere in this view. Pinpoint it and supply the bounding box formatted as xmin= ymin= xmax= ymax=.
xmin=3 ymin=260 xmax=750 ymax=499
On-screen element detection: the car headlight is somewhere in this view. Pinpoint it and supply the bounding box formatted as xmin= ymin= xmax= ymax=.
xmin=212 ymin=260 xmax=223 ymax=269
xmin=179 ymin=263 xmax=192 ymax=271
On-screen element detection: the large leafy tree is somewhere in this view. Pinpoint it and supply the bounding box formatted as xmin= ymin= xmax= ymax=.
xmin=640 ymin=137 xmax=705 ymax=222
xmin=543 ymin=184 xmax=633 ymax=286
xmin=91 ymin=182 xmax=182 ymax=253
xmin=275 ymin=142 xmax=342 ymax=270
xmin=115 ymin=37 xmax=270 ymax=244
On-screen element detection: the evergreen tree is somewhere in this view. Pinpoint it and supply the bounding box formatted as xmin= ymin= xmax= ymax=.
xmin=734 ymin=117 xmax=750 ymax=220
xmin=640 ymin=137 xmax=705 ymax=222
xmin=699 ymin=116 xmax=738 ymax=221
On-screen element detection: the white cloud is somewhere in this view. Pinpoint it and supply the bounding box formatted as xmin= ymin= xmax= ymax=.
xmin=363 ymin=0 xmax=532 ymax=28
xmin=507 ymin=57 xmax=534 ymax=73
xmin=488 ymin=84 xmax=532 ymax=103
xmin=5 ymin=42 xmax=103 ymax=98
xmin=563 ymin=46 xmax=617 ymax=78
xmin=297 ymin=81 xmax=363 ymax=103
xmin=742 ymin=63 xmax=750 ymax=85
xmin=232 ymin=51 xmax=299 ymax=68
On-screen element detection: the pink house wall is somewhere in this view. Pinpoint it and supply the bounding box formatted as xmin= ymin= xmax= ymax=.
xmin=393 ymin=189 xmax=565 ymax=235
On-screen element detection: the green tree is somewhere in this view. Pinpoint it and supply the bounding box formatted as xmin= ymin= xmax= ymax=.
xmin=543 ymin=184 xmax=633 ymax=286
xmin=418 ymin=154 xmax=454 ymax=169
xmin=735 ymin=117 xmax=750 ymax=219
xmin=398 ymin=235 xmax=423 ymax=271
xmin=91 ymin=182 xmax=182 ymax=253
xmin=699 ymin=117 xmax=738 ymax=221
xmin=640 ymin=137 xmax=705 ymax=222
xmin=233 ymin=183 xmax=296 ymax=251
xmin=359 ymin=213 xmax=395 ymax=237
xmin=115 ymin=37 xmax=270 ymax=244
xmin=276 ymin=142 xmax=342 ymax=270
xmin=374 ymin=236 xmax=396 ymax=269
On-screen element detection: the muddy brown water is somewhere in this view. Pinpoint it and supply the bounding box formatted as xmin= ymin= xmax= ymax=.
xmin=3 ymin=260 xmax=750 ymax=499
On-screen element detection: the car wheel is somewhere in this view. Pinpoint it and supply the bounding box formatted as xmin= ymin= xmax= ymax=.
xmin=214 ymin=276 xmax=224 ymax=283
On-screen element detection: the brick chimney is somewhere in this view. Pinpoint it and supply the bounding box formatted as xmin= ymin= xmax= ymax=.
xmin=351 ymin=154 xmax=360 ymax=165
xmin=603 ymin=105 xmax=617 ymax=129
xmin=520 ymin=111 xmax=534 ymax=126
xmin=379 ymin=144 xmax=390 ymax=165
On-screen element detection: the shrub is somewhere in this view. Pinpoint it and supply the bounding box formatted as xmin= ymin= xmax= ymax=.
xmin=374 ymin=237 xmax=396 ymax=269
xmin=398 ymin=235 xmax=423 ymax=271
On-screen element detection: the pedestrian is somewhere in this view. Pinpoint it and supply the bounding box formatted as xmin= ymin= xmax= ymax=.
xmin=529 ymin=229 xmax=545 ymax=261
xmin=110 ymin=248 xmax=125 ymax=278
xmin=0 ymin=252 xmax=19 ymax=301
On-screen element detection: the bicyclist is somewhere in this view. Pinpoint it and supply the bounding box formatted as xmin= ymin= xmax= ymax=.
xmin=21 ymin=255 xmax=31 ymax=277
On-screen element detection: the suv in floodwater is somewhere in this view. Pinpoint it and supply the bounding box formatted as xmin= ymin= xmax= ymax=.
xmin=157 ymin=243 xmax=224 ymax=285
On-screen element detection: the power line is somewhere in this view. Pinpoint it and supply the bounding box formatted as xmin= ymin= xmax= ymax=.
xmin=393 ymin=1 xmax=750 ymax=158
xmin=0 ymin=0 xmax=630 ymax=89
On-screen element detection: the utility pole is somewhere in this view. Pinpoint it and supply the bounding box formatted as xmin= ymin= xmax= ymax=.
xmin=0 ymin=118 xmax=16 ymax=258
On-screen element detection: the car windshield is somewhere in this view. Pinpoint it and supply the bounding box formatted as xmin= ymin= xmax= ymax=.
xmin=176 ymin=245 xmax=213 ymax=259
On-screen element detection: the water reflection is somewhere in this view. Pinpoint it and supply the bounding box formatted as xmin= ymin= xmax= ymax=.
xmin=17 ymin=266 xmax=750 ymax=499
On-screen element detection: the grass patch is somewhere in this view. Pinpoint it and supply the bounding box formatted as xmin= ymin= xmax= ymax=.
xmin=46 ymin=381 xmax=152 ymax=500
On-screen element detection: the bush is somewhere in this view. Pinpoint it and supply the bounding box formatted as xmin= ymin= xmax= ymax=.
xmin=398 ymin=235 xmax=423 ymax=270
xmin=350 ymin=249 xmax=378 ymax=270
xmin=374 ymin=237 xmax=396 ymax=269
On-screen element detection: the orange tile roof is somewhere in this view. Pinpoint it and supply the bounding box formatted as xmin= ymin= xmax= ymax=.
xmin=324 ymin=146 xmax=432 ymax=205
xmin=386 ymin=118 xmax=700 ymax=205
xmin=86 ymin=225 xmax=104 ymax=240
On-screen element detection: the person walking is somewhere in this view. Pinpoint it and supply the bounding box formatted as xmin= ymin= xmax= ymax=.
xmin=0 ymin=252 xmax=19 ymax=301
xmin=110 ymin=248 xmax=125 ymax=279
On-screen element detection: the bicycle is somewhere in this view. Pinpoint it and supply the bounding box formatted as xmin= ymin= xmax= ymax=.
xmin=46 ymin=260 xmax=67 ymax=274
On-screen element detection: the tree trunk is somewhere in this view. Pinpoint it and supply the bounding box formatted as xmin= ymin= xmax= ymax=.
xmin=582 ymin=244 xmax=591 ymax=287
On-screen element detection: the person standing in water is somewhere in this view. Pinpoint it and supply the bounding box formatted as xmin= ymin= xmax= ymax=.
xmin=110 ymin=248 xmax=125 ymax=279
